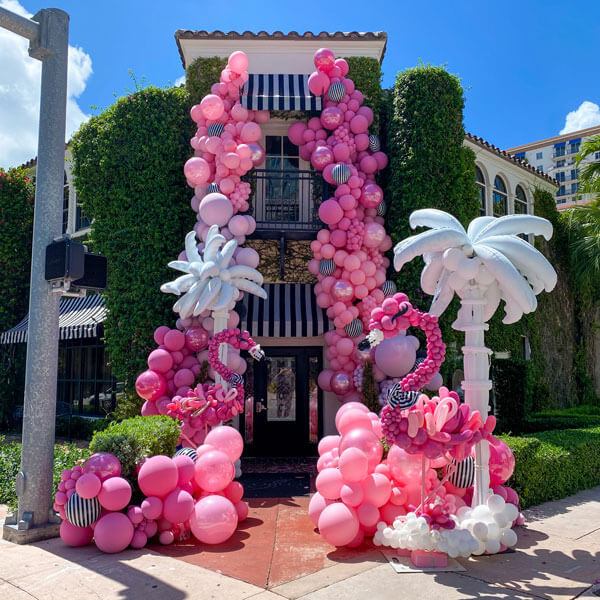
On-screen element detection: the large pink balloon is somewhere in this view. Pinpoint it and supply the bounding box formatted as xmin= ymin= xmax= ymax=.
xmin=205 ymin=426 xmax=244 ymax=462
xmin=339 ymin=428 xmax=383 ymax=471
xmin=362 ymin=473 xmax=391 ymax=507
xmin=200 ymin=94 xmax=224 ymax=120
xmin=83 ymin=453 xmax=122 ymax=482
xmin=339 ymin=447 xmax=369 ymax=482
xmin=94 ymin=513 xmax=134 ymax=553
xmin=228 ymin=51 xmax=248 ymax=74
xmin=334 ymin=402 xmax=370 ymax=431
xmin=241 ymin=122 xmax=261 ymax=143
xmin=318 ymin=435 xmax=340 ymax=456
xmin=337 ymin=409 xmax=373 ymax=436
xmin=163 ymin=488 xmax=195 ymax=524
xmin=97 ymin=476 xmax=132 ymax=511
xmin=363 ymin=222 xmax=386 ymax=248
xmin=135 ymin=369 xmax=166 ymax=401
xmin=320 ymin=107 xmax=344 ymax=130
xmin=75 ymin=473 xmax=101 ymax=499
xmin=318 ymin=199 xmax=343 ymax=225
xmin=314 ymin=48 xmax=336 ymax=72
xmin=60 ymin=520 xmax=93 ymax=547
xmin=199 ymin=192 xmax=234 ymax=227
xmin=318 ymin=503 xmax=359 ymax=546
xmin=164 ymin=329 xmax=185 ymax=351
xmin=190 ymin=495 xmax=238 ymax=544
xmin=194 ymin=449 xmax=235 ymax=492
xmin=387 ymin=445 xmax=427 ymax=482
xmin=488 ymin=436 xmax=515 ymax=485
xmin=311 ymin=146 xmax=334 ymax=171
xmin=185 ymin=327 xmax=209 ymax=351
xmin=374 ymin=335 xmax=417 ymax=378
xmin=315 ymin=467 xmax=343 ymax=500
xmin=308 ymin=70 xmax=329 ymax=96
xmin=360 ymin=183 xmax=383 ymax=208
xmin=138 ymin=456 xmax=179 ymax=498
xmin=184 ymin=157 xmax=210 ymax=186
xmin=288 ymin=122 xmax=307 ymax=146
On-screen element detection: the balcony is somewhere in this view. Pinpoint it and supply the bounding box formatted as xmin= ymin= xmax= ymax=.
xmin=553 ymin=146 xmax=580 ymax=159
xmin=244 ymin=169 xmax=328 ymax=239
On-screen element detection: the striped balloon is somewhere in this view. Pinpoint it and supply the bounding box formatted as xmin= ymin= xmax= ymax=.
xmin=369 ymin=135 xmax=381 ymax=152
xmin=328 ymin=81 xmax=346 ymax=102
xmin=382 ymin=280 xmax=397 ymax=296
xmin=410 ymin=357 xmax=425 ymax=373
xmin=175 ymin=447 xmax=198 ymax=463
xmin=207 ymin=182 xmax=220 ymax=194
xmin=65 ymin=492 xmax=101 ymax=528
xmin=207 ymin=122 xmax=225 ymax=137
xmin=447 ymin=456 xmax=475 ymax=489
xmin=345 ymin=318 xmax=364 ymax=338
xmin=331 ymin=163 xmax=351 ymax=185
xmin=376 ymin=200 xmax=387 ymax=216
xmin=386 ymin=385 xmax=420 ymax=410
xmin=318 ymin=259 xmax=336 ymax=275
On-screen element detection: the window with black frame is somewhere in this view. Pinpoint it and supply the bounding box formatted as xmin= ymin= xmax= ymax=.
xmin=493 ymin=176 xmax=507 ymax=217
xmin=475 ymin=166 xmax=486 ymax=215
xmin=264 ymin=135 xmax=300 ymax=223
xmin=514 ymin=185 xmax=528 ymax=215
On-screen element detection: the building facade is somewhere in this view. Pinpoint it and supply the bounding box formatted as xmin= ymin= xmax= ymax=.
xmin=505 ymin=125 xmax=600 ymax=210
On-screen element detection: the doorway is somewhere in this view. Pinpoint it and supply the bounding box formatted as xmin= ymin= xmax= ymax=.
xmin=245 ymin=346 xmax=322 ymax=456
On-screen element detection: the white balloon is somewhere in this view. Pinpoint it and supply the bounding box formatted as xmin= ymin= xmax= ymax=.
xmin=500 ymin=528 xmax=518 ymax=547
xmin=485 ymin=539 xmax=501 ymax=554
xmin=487 ymin=494 xmax=506 ymax=514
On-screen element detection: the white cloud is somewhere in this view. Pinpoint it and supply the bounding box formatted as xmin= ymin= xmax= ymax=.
xmin=560 ymin=101 xmax=600 ymax=135
xmin=0 ymin=0 xmax=93 ymax=169
xmin=174 ymin=75 xmax=186 ymax=87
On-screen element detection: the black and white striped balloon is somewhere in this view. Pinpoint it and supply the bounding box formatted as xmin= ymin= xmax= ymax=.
xmin=207 ymin=182 xmax=220 ymax=194
xmin=382 ymin=280 xmax=397 ymax=296
xmin=386 ymin=385 xmax=420 ymax=410
xmin=410 ymin=357 xmax=425 ymax=373
xmin=207 ymin=122 xmax=225 ymax=137
xmin=319 ymin=258 xmax=336 ymax=276
xmin=447 ymin=456 xmax=475 ymax=489
xmin=328 ymin=81 xmax=346 ymax=102
xmin=332 ymin=163 xmax=351 ymax=185
xmin=376 ymin=200 xmax=386 ymax=216
xmin=65 ymin=492 xmax=101 ymax=528
xmin=175 ymin=447 xmax=198 ymax=463
xmin=369 ymin=135 xmax=381 ymax=152
xmin=344 ymin=319 xmax=363 ymax=338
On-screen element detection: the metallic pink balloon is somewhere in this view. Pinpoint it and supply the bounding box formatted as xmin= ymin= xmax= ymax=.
xmin=83 ymin=452 xmax=122 ymax=482
xmin=247 ymin=142 xmax=265 ymax=166
xmin=360 ymin=183 xmax=383 ymax=208
xmin=135 ymin=369 xmax=167 ymax=401
xmin=339 ymin=427 xmax=383 ymax=471
xmin=185 ymin=327 xmax=209 ymax=351
xmin=331 ymin=280 xmax=354 ymax=302
xmin=330 ymin=371 xmax=353 ymax=396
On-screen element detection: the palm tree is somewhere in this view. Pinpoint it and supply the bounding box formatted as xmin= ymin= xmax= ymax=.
xmin=562 ymin=200 xmax=600 ymax=286
xmin=575 ymin=134 xmax=600 ymax=197
xmin=393 ymin=209 xmax=557 ymax=507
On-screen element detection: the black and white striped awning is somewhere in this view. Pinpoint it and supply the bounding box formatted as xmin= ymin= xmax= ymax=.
xmin=0 ymin=295 xmax=107 ymax=344
xmin=241 ymin=74 xmax=322 ymax=111
xmin=240 ymin=283 xmax=330 ymax=338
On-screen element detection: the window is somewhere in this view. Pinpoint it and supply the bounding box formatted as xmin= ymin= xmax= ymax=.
xmin=62 ymin=172 xmax=69 ymax=234
xmin=556 ymin=160 xmax=565 ymax=167
xmin=571 ymin=183 xmax=578 ymax=194
xmin=569 ymin=142 xmax=580 ymax=154
xmin=75 ymin=191 xmax=90 ymax=231
xmin=555 ymin=146 xmax=565 ymax=157
xmin=264 ymin=135 xmax=301 ymax=222
xmin=475 ymin=166 xmax=486 ymax=215
xmin=536 ymin=152 xmax=543 ymax=160
xmin=556 ymin=171 xmax=565 ymax=182
xmin=558 ymin=185 xmax=566 ymax=196
xmin=515 ymin=185 xmax=528 ymax=215
xmin=595 ymin=151 xmax=600 ymax=160
xmin=493 ymin=176 xmax=507 ymax=216
xmin=537 ymin=165 xmax=544 ymax=172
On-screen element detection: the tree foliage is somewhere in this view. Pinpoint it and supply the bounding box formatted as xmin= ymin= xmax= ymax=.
xmin=344 ymin=56 xmax=383 ymax=131
xmin=71 ymin=86 xmax=196 ymax=388
xmin=185 ymin=56 xmax=228 ymax=106
xmin=575 ymin=134 xmax=600 ymax=197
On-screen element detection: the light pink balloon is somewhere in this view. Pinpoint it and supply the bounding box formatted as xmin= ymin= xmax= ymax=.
xmin=339 ymin=447 xmax=369 ymax=482
xmin=190 ymin=495 xmax=238 ymax=544
xmin=387 ymin=446 xmax=427 ymax=482
xmin=318 ymin=198 xmax=343 ymax=225
xmin=205 ymin=426 xmax=244 ymax=462
xmin=330 ymin=371 xmax=352 ymax=396
xmin=184 ymin=157 xmax=210 ymax=186
xmin=60 ymin=520 xmax=93 ymax=547
xmin=337 ymin=410 xmax=373 ymax=436
xmin=200 ymin=95 xmax=224 ymax=120
xmin=228 ymin=51 xmax=248 ymax=74
xmin=228 ymin=215 xmax=249 ymax=236
xmin=357 ymin=503 xmax=380 ymax=527
xmin=194 ymin=449 xmax=235 ymax=492
xmin=224 ymin=481 xmax=244 ymax=504
xmin=138 ymin=456 xmax=179 ymax=498
xmin=362 ymin=473 xmax=391 ymax=507
xmin=94 ymin=513 xmax=134 ymax=553
xmin=318 ymin=503 xmax=359 ymax=546
xmin=318 ymin=434 xmax=340 ymax=456
xmin=236 ymin=247 xmax=259 ymax=268
xmin=130 ymin=530 xmax=148 ymax=549
xmin=240 ymin=122 xmax=261 ymax=143
xmin=308 ymin=492 xmax=331 ymax=526
xmin=316 ymin=467 xmax=343 ymax=500
xmin=199 ymin=192 xmax=233 ymax=227
xmin=363 ymin=222 xmax=386 ymax=249
xmin=75 ymin=473 xmax=101 ymax=499
xmin=339 ymin=428 xmax=383 ymax=471
xmin=163 ymin=488 xmax=195 ymax=524
xmin=374 ymin=335 xmax=417 ymax=377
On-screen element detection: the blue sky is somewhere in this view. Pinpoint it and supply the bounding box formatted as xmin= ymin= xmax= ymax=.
xmin=2 ymin=0 xmax=599 ymax=167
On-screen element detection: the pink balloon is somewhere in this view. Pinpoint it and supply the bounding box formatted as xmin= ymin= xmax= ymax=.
xmin=75 ymin=473 xmax=101 ymax=499
xmin=173 ymin=368 xmax=194 ymax=389
xmin=317 ymin=369 xmax=334 ymax=392
xmin=60 ymin=520 xmax=93 ymax=547
xmin=340 ymin=482 xmax=364 ymax=507
xmin=360 ymin=155 xmax=378 ymax=175
xmin=374 ymin=335 xmax=417 ymax=378
xmin=330 ymin=371 xmax=352 ymax=396
xmin=318 ymin=503 xmax=359 ymax=546
xmin=97 ymin=477 xmax=131 ymax=511
xmin=194 ymin=450 xmax=235 ymax=492
xmin=127 ymin=505 xmax=144 ymax=525
xmin=130 ymin=530 xmax=148 ymax=549
xmin=94 ymin=512 xmax=134 ymax=553
xmin=315 ymin=467 xmax=343 ymax=500
xmin=184 ymin=157 xmax=210 ymax=186
xmin=335 ymin=402 xmax=370 ymax=432
xmin=147 ymin=349 xmax=173 ymax=373
xmin=350 ymin=115 xmax=368 ymax=134
xmin=190 ymin=495 xmax=238 ymax=544
xmin=205 ymin=426 xmax=244 ymax=462
xmin=318 ymin=198 xmax=343 ymax=225
xmin=339 ymin=447 xmax=369 ymax=482
xmin=288 ymin=122 xmax=307 ymax=146
xmin=337 ymin=410 xmax=373 ymax=436
xmin=236 ymin=247 xmax=260 ymax=268
xmin=228 ymin=51 xmax=248 ymax=74
xmin=163 ymin=488 xmax=195 ymax=524
xmin=362 ymin=473 xmax=392 ymax=507
xmin=314 ymin=48 xmax=336 ymax=72
xmin=135 ymin=369 xmax=166 ymax=402
xmin=199 ymin=192 xmax=234 ymax=227
xmin=200 ymin=94 xmax=224 ymax=120
xmin=185 ymin=327 xmax=209 ymax=351
xmin=387 ymin=446 xmax=427 ymax=482
xmin=318 ymin=434 xmax=340 ymax=456
xmin=138 ymin=456 xmax=179 ymax=498
xmin=240 ymin=122 xmax=261 ymax=143
xmin=488 ymin=436 xmax=515 ymax=485
xmin=141 ymin=496 xmax=163 ymax=520
xmin=164 ymin=329 xmax=186 ymax=351
xmin=231 ymin=102 xmax=249 ymax=122
xmin=336 ymin=338 xmax=354 ymax=357
xmin=339 ymin=428 xmax=383 ymax=471
xmin=247 ymin=142 xmax=265 ymax=166
xmin=308 ymin=492 xmax=331 ymax=526
xmin=363 ymin=222 xmax=386 ymax=248
xmin=228 ymin=214 xmax=249 ymax=236
xmin=311 ymin=146 xmax=334 ymax=170
xmin=173 ymin=455 xmax=195 ymax=486
xmin=308 ymin=70 xmax=330 ymax=96
xmin=357 ymin=503 xmax=380 ymax=528
xmin=334 ymin=58 xmax=349 ymax=76
xmin=224 ymin=481 xmax=244 ymax=504
xmin=154 ymin=325 xmax=170 ymax=345
xmin=360 ymin=183 xmax=383 ymax=208
xmin=236 ymin=500 xmax=249 ymax=522
xmin=83 ymin=453 xmax=122 ymax=482
xmin=320 ymin=107 xmax=344 ymax=130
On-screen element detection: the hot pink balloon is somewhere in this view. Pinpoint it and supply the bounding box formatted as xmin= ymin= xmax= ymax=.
xmin=314 ymin=48 xmax=336 ymax=72
xmin=330 ymin=371 xmax=352 ymax=396
xmin=318 ymin=198 xmax=343 ymax=225
xmin=97 ymin=476 xmax=131 ymax=511
xmin=60 ymin=520 xmax=93 ymax=547
xmin=164 ymin=329 xmax=186 ymax=351
xmin=350 ymin=114 xmax=368 ymax=134
xmin=318 ymin=503 xmax=359 ymax=546
xmin=488 ymin=436 xmax=515 ymax=485
xmin=138 ymin=456 xmax=179 ymax=498
xmin=205 ymin=426 xmax=244 ymax=462
xmin=147 ymin=349 xmax=173 ymax=373
xmin=194 ymin=449 xmax=235 ymax=492
xmin=83 ymin=453 xmax=122 ymax=482
xmin=360 ymin=183 xmax=383 ymax=208
xmin=288 ymin=122 xmax=307 ymax=146
xmin=360 ymin=155 xmax=378 ymax=175
xmin=163 ymin=488 xmax=195 ymax=524
xmin=190 ymin=495 xmax=238 ymax=544
xmin=334 ymin=58 xmax=349 ymax=76
xmin=308 ymin=70 xmax=329 ymax=96
xmin=173 ymin=455 xmax=195 ymax=486
xmin=135 ymin=369 xmax=166 ymax=401
xmin=185 ymin=327 xmax=209 ymax=351
xmin=75 ymin=473 xmax=101 ymax=499
xmin=199 ymin=192 xmax=234 ymax=227
xmin=94 ymin=513 xmax=134 ymax=553
xmin=320 ymin=107 xmax=344 ymax=130
xmin=311 ymin=146 xmax=334 ymax=171
xmin=141 ymin=496 xmax=163 ymax=520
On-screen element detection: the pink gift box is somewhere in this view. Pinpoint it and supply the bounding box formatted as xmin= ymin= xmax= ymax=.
xmin=410 ymin=549 xmax=448 ymax=568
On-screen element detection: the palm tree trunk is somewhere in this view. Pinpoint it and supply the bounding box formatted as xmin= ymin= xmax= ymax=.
xmin=454 ymin=284 xmax=493 ymax=507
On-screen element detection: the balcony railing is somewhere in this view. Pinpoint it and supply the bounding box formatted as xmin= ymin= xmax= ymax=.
xmin=553 ymin=146 xmax=580 ymax=159
xmin=244 ymin=168 xmax=328 ymax=238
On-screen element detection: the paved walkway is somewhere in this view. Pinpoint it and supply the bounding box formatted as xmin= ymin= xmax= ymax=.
xmin=1 ymin=487 xmax=600 ymax=600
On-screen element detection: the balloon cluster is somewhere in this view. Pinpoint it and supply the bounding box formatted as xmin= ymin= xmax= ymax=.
xmin=58 ymin=427 xmax=248 ymax=552
xmin=381 ymin=388 xmax=496 ymax=461
xmin=288 ymin=47 xmax=392 ymax=401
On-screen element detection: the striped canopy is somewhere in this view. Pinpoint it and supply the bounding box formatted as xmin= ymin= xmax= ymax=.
xmin=241 ymin=74 xmax=322 ymax=111
xmin=240 ymin=283 xmax=330 ymax=338
xmin=1 ymin=295 xmax=107 ymax=344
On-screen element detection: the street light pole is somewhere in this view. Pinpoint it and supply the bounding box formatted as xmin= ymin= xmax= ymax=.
xmin=1 ymin=6 xmax=69 ymax=544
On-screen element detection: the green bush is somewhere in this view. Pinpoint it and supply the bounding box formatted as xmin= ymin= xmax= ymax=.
xmin=89 ymin=416 xmax=179 ymax=483
xmin=186 ymin=56 xmax=227 ymax=105
xmin=0 ymin=436 xmax=91 ymax=509
xmin=344 ymin=56 xmax=382 ymax=131
xmin=502 ymin=427 xmax=600 ymax=508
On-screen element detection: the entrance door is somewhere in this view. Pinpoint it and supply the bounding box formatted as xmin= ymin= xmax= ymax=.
xmin=248 ymin=346 xmax=321 ymax=456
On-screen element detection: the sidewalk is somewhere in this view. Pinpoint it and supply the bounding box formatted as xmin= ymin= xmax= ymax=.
xmin=1 ymin=487 xmax=599 ymax=600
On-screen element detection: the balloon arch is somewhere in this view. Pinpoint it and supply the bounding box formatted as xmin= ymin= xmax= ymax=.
xmin=55 ymin=47 xmax=556 ymax=564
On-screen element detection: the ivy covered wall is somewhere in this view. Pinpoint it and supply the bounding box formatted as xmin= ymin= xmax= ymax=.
xmin=185 ymin=56 xmax=228 ymax=105
xmin=344 ymin=56 xmax=382 ymax=131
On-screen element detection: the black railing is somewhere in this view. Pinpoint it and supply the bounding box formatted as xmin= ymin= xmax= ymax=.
xmin=244 ymin=169 xmax=328 ymax=235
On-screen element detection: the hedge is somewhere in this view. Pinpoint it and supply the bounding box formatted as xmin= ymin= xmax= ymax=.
xmin=185 ymin=56 xmax=227 ymax=105
xmin=502 ymin=427 xmax=600 ymax=508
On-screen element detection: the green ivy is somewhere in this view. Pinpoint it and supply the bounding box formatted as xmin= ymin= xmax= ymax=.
xmin=344 ymin=56 xmax=383 ymax=131
xmin=71 ymin=86 xmax=197 ymax=390
xmin=186 ymin=56 xmax=228 ymax=105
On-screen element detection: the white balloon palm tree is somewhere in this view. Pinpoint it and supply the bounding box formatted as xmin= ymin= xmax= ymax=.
xmin=394 ymin=209 xmax=557 ymax=506
xmin=161 ymin=224 xmax=267 ymax=385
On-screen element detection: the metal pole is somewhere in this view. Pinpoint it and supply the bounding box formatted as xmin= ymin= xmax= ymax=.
xmin=2 ymin=7 xmax=69 ymax=544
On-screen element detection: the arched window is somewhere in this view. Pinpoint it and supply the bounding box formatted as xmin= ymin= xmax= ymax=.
xmin=493 ymin=176 xmax=507 ymax=217
xmin=475 ymin=166 xmax=486 ymax=215
xmin=515 ymin=185 xmax=528 ymax=215
xmin=62 ymin=171 xmax=69 ymax=234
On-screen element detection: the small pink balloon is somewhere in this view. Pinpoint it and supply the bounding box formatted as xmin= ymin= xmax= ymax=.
xmin=330 ymin=371 xmax=352 ymax=396
xmin=94 ymin=512 xmax=134 ymax=553
xmin=240 ymin=122 xmax=261 ymax=143
xmin=318 ymin=502 xmax=359 ymax=547
xmin=130 ymin=530 xmax=148 ymax=549
xmin=318 ymin=434 xmax=340 ymax=456
xmin=163 ymin=488 xmax=195 ymax=524
xmin=75 ymin=473 xmax=101 ymax=499
xmin=288 ymin=121 xmax=307 ymax=146
xmin=363 ymin=222 xmax=386 ymax=249
xmin=362 ymin=473 xmax=392 ymax=507
xmin=184 ymin=157 xmax=210 ymax=186
xmin=97 ymin=477 xmax=131 ymax=511
xmin=138 ymin=456 xmax=179 ymax=498
xmin=190 ymin=495 xmax=238 ymax=544
xmin=308 ymin=70 xmax=330 ymax=96
xmin=204 ymin=426 xmax=244 ymax=462
xmin=83 ymin=453 xmax=122 ymax=482
xmin=60 ymin=520 xmax=93 ymax=547
xmin=185 ymin=327 xmax=209 ymax=351
xmin=228 ymin=214 xmax=249 ymax=237
xmin=141 ymin=496 xmax=163 ymax=520
xmin=194 ymin=450 xmax=235 ymax=492
xmin=317 ymin=369 xmax=334 ymax=392
xmin=339 ymin=428 xmax=383 ymax=471
xmin=154 ymin=325 xmax=170 ymax=345
xmin=147 ymin=349 xmax=173 ymax=373
xmin=488 ymin=436 xmax=515 ymax=485
xmin=164 ymin=329 xmax=186 ymax=351
xmin=236 ymin=247 xmax=260 ymax=268
xmin=235 ymin=500 xmax=249 ymax=522
xmin=159 ymin=530 xmax=175 ymax=545
xmin=224 ymin=481 xmax=244 ymax=504
xmin=127 ymin=505 xmax=144 ymax=525
xmin=318 ymin=198 xmax=343 ymax=225
xmin=173 ymin=454 xmax=195 ymax=486
xmin=315 ymin=467 xmax=343 ymax=500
